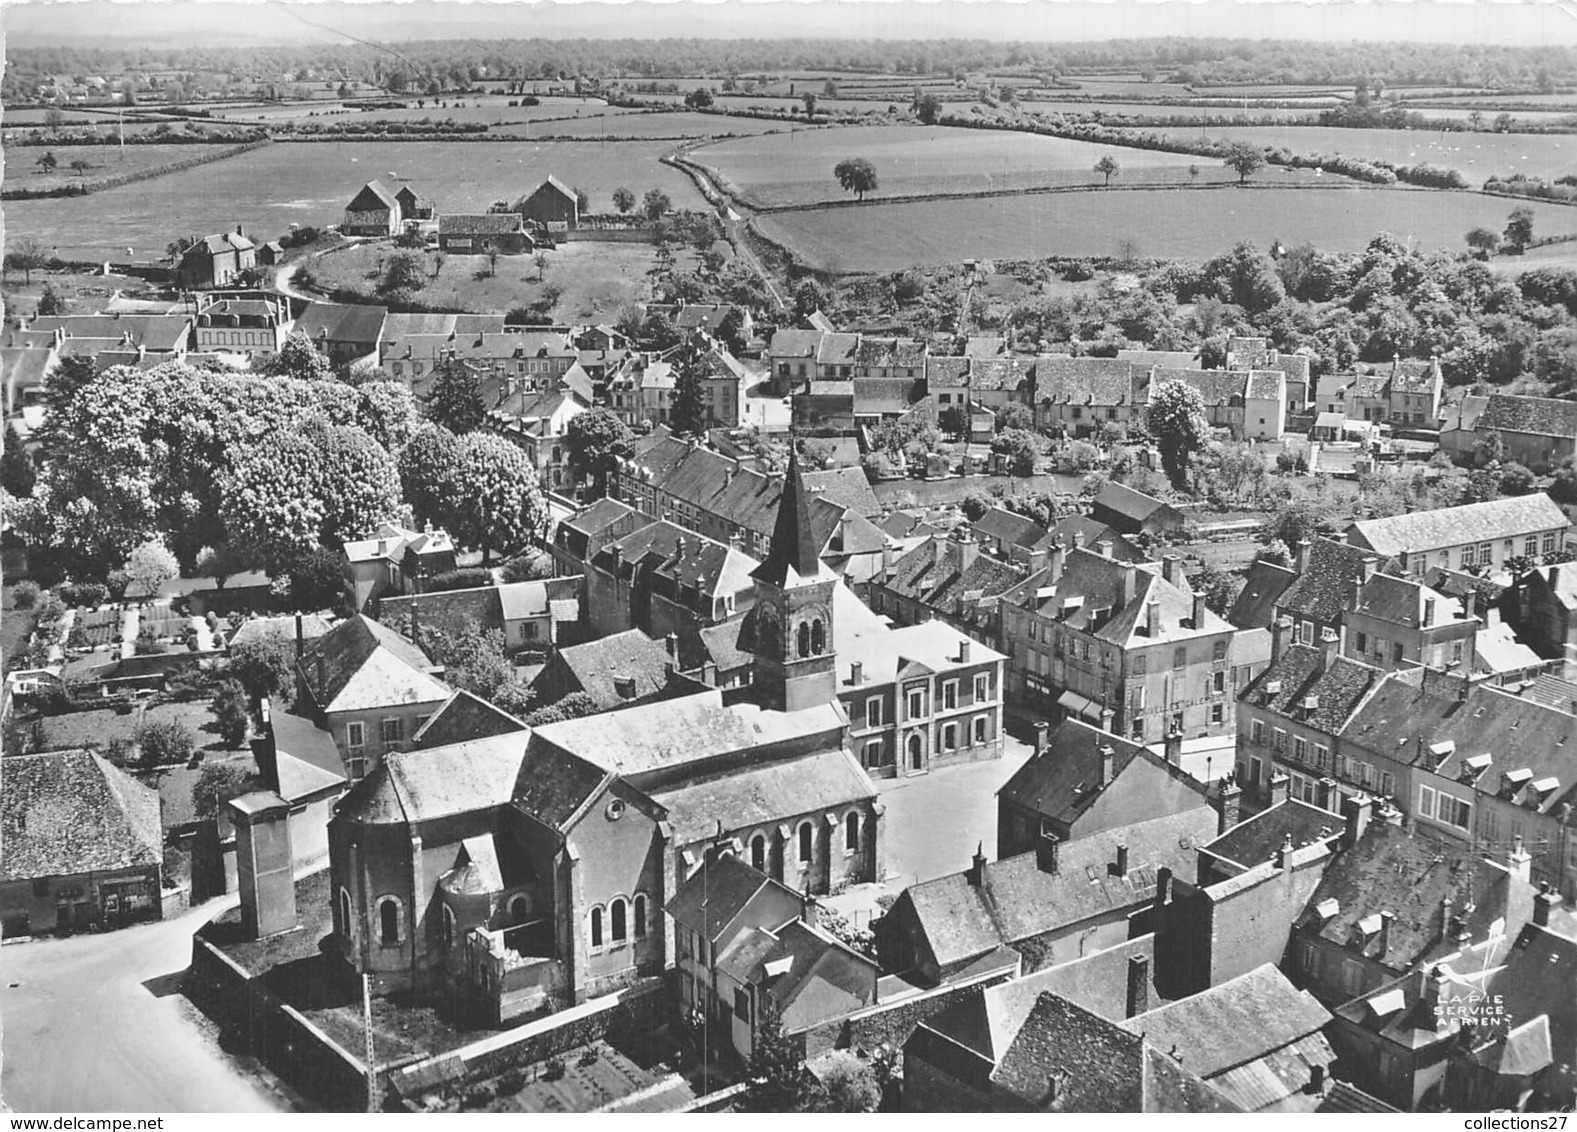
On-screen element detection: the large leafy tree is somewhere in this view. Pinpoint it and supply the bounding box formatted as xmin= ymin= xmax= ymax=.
xmin=2 ymin=424 xmax=34 ymax=497
xmin=450 ymin=432 xmax=544 ymax=563
xmin=564 ymin=408 xmax=633 ymax=499
xmin=399 ymin=422 xmax=463 ymax=527
xmin=745 ymin=996 xmax=814 ymax=1112
xmin=1222 ymin=141 xmax=1266 ymax=185
xmin=833 ymin=157 xmax=878 ymax=202
xmin=1145 ymin=380 xmax=1211 ymax=490
xmin=670 ymin=355 xmax=709 ymax=437
xmin=423 ymin=358 xmax=487 ymax=435
xmin=256 ymin=331 xmax=334 ymax=382
xmin=356 ymin=382 xmax=420 ymax=453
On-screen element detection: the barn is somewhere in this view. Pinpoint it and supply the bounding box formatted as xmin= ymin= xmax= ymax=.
xmin=515 ymin=176 xmax=580 ymax=231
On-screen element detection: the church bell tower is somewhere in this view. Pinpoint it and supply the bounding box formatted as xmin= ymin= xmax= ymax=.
xmin=751 ymin=448 xmax=837 ymax=713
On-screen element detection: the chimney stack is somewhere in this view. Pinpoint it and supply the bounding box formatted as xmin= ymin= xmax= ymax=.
xmin=958 ymin=640 xmax=971 ymax=664
xmin=1295 ymin=538 xmax=1312 ymax=574
xmin=1508 ymin=835 xmax=1533 ymax=882
xmin=1268 ymin=771 xmax=1290 ymax=809
xmin=1218 ymin=778 xmax=1242 ymax=834
xmin=1275 ymin=832 xmax=1294 ymax=869
xmin=1034 ymin=719 xmax=1049 ymax=753
xmin=1320 ymin=626 xmax=1340 ymax=671
xmin=1341 ymin=793 xmax=1373 ymax=850
xmin=1125 ymin=955 xmax=1151 ymax=1019
xmin=1098 ymin=705 xmax=1114 ymax=732
xmin=1097 ymin=538 xmax=1114 ymax=559
xmin=1113 ymin=843 xmax=1129 ymax=876
xmin=1100 ymin=744 xmax=1116 ymax=787
xmin=1155 ymin=866 xmax=1173 ymax=906
xmin=1534 ymin=883 xmax=1562 ymax=928
xmin=967 ymin=841 xmax=987 ymax=887
xmin=1421 ymin=966 xmax=1448 ymax=1031
xmin=1146 ymin=598 xmax=1160 ymax=637
xmin=1162 ymin=554 xmax=1180 ymax=586
xmin=1036 ymin=832 xmax=1061 ymax=875
xmin=1378 ymin=910 xmax=1395 ymax=959
xmin=1164 ymin=728 xmax=1182 ymax=766
xmin=665 ymin=631 xmax=678 ymax=659
xmin=1046 ymin=544 xmax=1064 ymax=585
xmin=1362 ymin=555 xmax=1379 ymax=580
xmin=1272 ymin=615 xmax=1293 ymax=660
xmin=851 ymin=661 xmax=863 ymax=686
xmin=1440 ymin=895 xmax=1455 ymax=941
xmin=1192 ymin=592 xmax=1207 ymax=630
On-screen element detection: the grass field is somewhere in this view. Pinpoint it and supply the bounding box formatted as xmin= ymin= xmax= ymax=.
xmin=755 ymin=184 xmax=1577 ymax=272
xmin=308 ymin=238 xmax=694 ymax=320
xmin=520 ymin=110 xmax=794 ymax=138
xmin=208 ymin=94 xmax=652 ymax=127
xmin=1027 ymin=100 xmax=1329 ymax=121
xmin=4 ymin=139 xmax=708 ymax=261
xmin=691 ymin=123 xmax=1339 ymax=208
xmin=5 ymin=142 xmax=244 ymax=192
xmin=1150 ymin=124 xmax=1577 ymax=181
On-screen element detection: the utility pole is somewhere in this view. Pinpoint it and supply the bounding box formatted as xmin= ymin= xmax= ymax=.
xmin=363 ymin=974 xmax=379 ymax=1113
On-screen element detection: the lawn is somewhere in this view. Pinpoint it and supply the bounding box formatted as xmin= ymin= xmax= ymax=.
xmin=24 ymin=699 xmax=240 ymax=760
xmin=5 ymin=142 xmax=246 ymax=192
xmin=1 ymin=586 xmax=38 ymax=679
xmin=308 ymin=238 xmax=695 ymax=320
xmin=756 ymin=183 xmax=1577 ymax=272
xmin=1148 ymin=124 xmax=1577 ymax=182
xmin=691 ymin=123 xmax=1334 ymax=209
xmin=4 ymin=139 xmax=709 ymax=262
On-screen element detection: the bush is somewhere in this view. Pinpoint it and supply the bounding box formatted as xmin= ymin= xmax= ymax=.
xmin=426 ymin=566 xmax=495 ymax=593
xmin=543 ymin=1058 xmax=566 ymax=1082
xmin=499 ymin=553 xmax=553 ymax=583
xmin=12 ymin=581 xmax=39 ymax=609
xmin=135 ymin=718 xmax=195 ymax=767
xmin=212 ymin=679 xmax=250 ymax=747
xmin=105 ymin=570 xmax=131 ymax=601
xmin=34 ymin=592 xmax=67 ymax=628
xmin=63 ymin=581 xmax=108 ymax=608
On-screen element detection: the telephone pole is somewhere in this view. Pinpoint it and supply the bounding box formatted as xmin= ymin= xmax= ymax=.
xmin=363 ymin=974 xmax=379 ymax=1113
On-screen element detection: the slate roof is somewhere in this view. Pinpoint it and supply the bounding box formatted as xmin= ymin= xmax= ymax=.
xmin=550 ymin=628 xmax=676 ymax=710
xmin=898 ymin=808 xmax=1215 ymax=968
xmin=28 ymin=314 xmax=190 ymax=352
xmin=1244 ymin=370 xmax=1285 ymax=400
xmin=1275 ymin=538 xmax=1377 ymax=623
xmin=1477 ymin=393 xmax=1577 ymax=440
xmin=879 ymin=536 xmax=1025 ymax=623
xmin=228 ymin=614 xmax=331 ymax=650
xmin=927 ymin=355 xmax=972 ymax=388
xmin=651 ymin=747 xmax=876 ymax=848
xmin=337 ymin=733 xmax=526 ymax=826
xmin=269 ymin=710 xmax=346 ymax=801
xmin=753 ymin=451 xmax=831 ymax=587
xmin=411 ymin=689 xmax=528 ymax=749
xmin=1243 ymin=645 xmax=1381 ymax=735
xmin=852 ymin=376 xmax=925 ymax=414
xmin=1409 ymin=682 xmax=1577 ymax=818
xmin=722 ymin=918 xmax=876 ymax=1028
xmin=1203 ymin=798 xmax=1342 ymax=871
xmin=801 ymin=466 xmax=881 ymax=517
xmin=598 ymin=519 xmax=757 ymax=606
xmin=1316 ymin=1082 xmax=1400 ymax=1113
xmin=297 ymin=614 xmax=450 ymax=714
xmin=1299 ymin=821 xmax=1534 ymax=970
xmin=348 ymin=179 xmax=398 ymax=210
xmin=511 ymin=741 xmax=615 ymax=833
xmin=973 ymin=507 xmax=1051 ymax=551
xmin=998 ymin=718 xmax=1205 ymax=828
xmin=1123 ymin=964 xmax=1331 ymax=1079
xmin=1 ymin=750 xmax=163 ymax=881
xmin=1351 ymin=573 xmax=1465 ymax=631
xmin=1093 ymin=481 xmax=1174 ymax=524
xmin=1229 ymin=559 xmax=1298 ymax=630
xmin=836 ymin=615 xmax=1008 ymax=689
xmin=1044 ymin=515 xmax=1147 ymax=562
xmin=297 ymin=301 xmax=388 ymax=345
xmin=440 ymin=213 xmax=526 ymax=236
xmin=563 ymin=496 xmax=637 ymax=538
xmin=971 ymin=357 xmax=1036 ymax=393
xmin=1036 ymin=356 xmax=1140 ymax=406
xmin=666 ymin=852 xmax=795 ymax=942
xmin=1151 ymin=366 xmax=1245 ymax=407
xmin=1348 ymin=494 xmax=1567 ymax=558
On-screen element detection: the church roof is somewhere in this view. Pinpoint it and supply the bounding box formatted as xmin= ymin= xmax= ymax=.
xmin=751 ymin=449 xmax=832 ymax=588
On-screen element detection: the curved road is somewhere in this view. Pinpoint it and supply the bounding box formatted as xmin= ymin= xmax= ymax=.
xmin=2 ymin=894 xmax=296 ymax=1113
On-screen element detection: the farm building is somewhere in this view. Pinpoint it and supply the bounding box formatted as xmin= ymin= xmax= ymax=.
xmin=1091 ymin=482 xmax=1187 ymax=537
xmin=437 ymin=213 xmax=533 ymax=255
xmin=394 ymin=184 xmax=436 ymax=222
xmin=254 ymin=240 xmax=284 ymax=267
xmin=295 ymin=301 xmax=388 ymax=367
xmin=174 ymin=227 xmax=256 ymax=289
xmin=515 ymin=175 xmax=579 ymax=231
xmin=342 ymin=179 xmax=402 ymax=237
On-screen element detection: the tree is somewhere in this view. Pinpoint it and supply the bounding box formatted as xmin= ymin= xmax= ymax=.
xmin=423 ymin=359 xmax=487 ymax=434
xmin=802 ymin=92 xmax=818 ymax=117
xmin=991 ymin=428 xmax=1041 ymax=476
xmin=996 ymin=404 xmax=1033 ymax=433
xmin=1189 ymin=163 xmax=1200 ymax=184
xmin=684 ymin=87 xmax=714 ymax=109
xmin=1504 ymin=207 xmax=1536 ymax=255
xmin=36 ymin=283 xmax=65 ymax=317
xmin=1222 ymin=142 xmax=1266 ymax=186
xmin=818 ymin=1052 xmax=881 ymax=1113
xmin=7 ymin=236 xmax=49 ymax=284
xmin=36 ymin=150 xmax=58 ymax=172
xmin=450 ymin=432 xmax=545 ymax=563
xmin=1194 ymin=563 xmax=1243 ymax=615
xmin=258 ymin=331 xmax=333 ymax=382
xmin=1145 ymin=380 xmax=1210 ymax=489
xmin=939 ymin=404 xmax=969 ymax=439
xmin=612 ymin=186 xmax=636 ymax=214
xmin=642 ymin=188 xmax=671 ymax=221
xmin=380 ymin=250 xmax=425 ymax=293
xmin=2 ymin=424 xmax=34 ymax=497
xmin=521 ymin=690 xmax=598 ymax=727
xmin=135 ymin=718 xmax=194 ymax=768
xmin=670 ymin=360 xmax=708 ymax=437
xmin=1500 ymin=461 xmax=1536 ymax=496
xmin=210 ymin=679 xmax=251 ymax=747
xmin=44 ymin=106 xmax=64 ymax=132
xmin=833 ymin=157 xmax=878 ymax=202
xmin=400 ymin=422 xmax=463 ymax=526
xmin=69 ymin=158 xmax=91 ymax=179
xmin=418 ymin=623 xmax=534 ymax=715
xmin=914 ymin=91 xmax=943 ymax=124
xmin=1094 ymin=155 xmax=1121 ymax=186
xmin=744 ymin=996 xmax=813 ymax=1112
xmin=195 ymin=543 xmax=248 ymax=589
xmin=565 ymin=408 xmax=633 ymax=499
xmin=793 ymin=278 xmax=829 ymax=319
xmin=1466 ymin=227 xmax=1500 ymax=259
xmin=575 ymin=185 xmax=590 ymax=214
xmin=124 ymin=539 xmax=179 ymax=599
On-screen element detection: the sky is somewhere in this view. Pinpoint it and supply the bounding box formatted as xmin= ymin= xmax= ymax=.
xmin=4 ymin=0 xmax=1576 ymax=48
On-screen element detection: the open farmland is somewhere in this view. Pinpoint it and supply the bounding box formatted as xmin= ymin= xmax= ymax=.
xmin=207 ymin=95 xmax=651 ymax=127
xmin=1027 ymin=101 xmax=1331 ymax=121
xmin=1149 ymin=124 xmax=1577 ymax=182
xmin=517 ymin=110 xmax=794 ymax=139
xmin=4 ymin=143 xmax=249 ymax=192
xmin=754 ymin=184 xmax=1577 ymax=273
xmin=3 ymin=139 xmax=707 ymax=262
xmin=691 ymin=123 xmax=1337 ymax=208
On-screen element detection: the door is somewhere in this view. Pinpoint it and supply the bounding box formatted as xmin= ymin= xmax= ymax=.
xmin=907 ymin=733 xmax=925 ymax=773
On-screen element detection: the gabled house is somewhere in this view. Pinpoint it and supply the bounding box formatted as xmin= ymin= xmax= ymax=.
xmin=1511 ymin=562 xmax=1577 ymax=675
xmin=191 ymin=294 xmax=292 ymax=356
xmin=1091 ymin=482 xmax=1187 ymax=537
xmin=295 ymin=614 xmax=451 ymax=779
xmin=1273 ymin=537 xmax=1383 ymax=648
xmin=1228 ymin=557 xmax=1299 ymax=630
xmin=175 ymin=227 xmax=257 ymax=289
xmin=342 ymin=522 xmax=457 ymax=612
xmin=379 ymin=577 xmax=583 ymax=655
xmin=394 ymin=184 xmax=436 ymax=222
xmin=437 ymin=212 xmax=532 ymax=255
xmin=1341 ymin=572 xmax=1478 ymax=673
xmin=1466 ymin=393 xmax=1577 ymax=473
xmin=550 ymin=496 xmax=645 ymax=578
xmin=489 ymin=386 xmax=584 ymax=490
xmin=865 ymin=528 xmax=1023 ymax=646
xmin=1035 ymin=357 xmax=1146 ymax=438
xmin=1347 ymin=493 xmax=1569 ymax=579
xmin=251 ymin=701 xmax=349 ymax=868
xmin=531 ymin=628 xmax=701 ymax=712
xmin=342 ymin=179 xmax=402 ymax=236
xmin=296 ymin=301 xmax=388 ymax=367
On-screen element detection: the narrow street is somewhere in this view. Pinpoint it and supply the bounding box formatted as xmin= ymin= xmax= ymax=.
xmin=1 ymin=895 xmax=295 ymax=1113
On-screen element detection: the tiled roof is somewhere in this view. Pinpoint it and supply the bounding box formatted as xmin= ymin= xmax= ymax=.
xmin=1203 ymin=798 xmax=1342 ymax=871
xmin=1244 ymin=370 xmax=1285 ymax=400
xmin=439 ymin=213 xmax=525 ymax=236
xmin=852 ymin=376 xmax=925 ymax=414
xmin=973 ymin=507 xmax=1050 ymax=550
xmin=927 ymin=356 xmax=972 ymax=388
xmin=511 ymin=741 xmax=614 ymax=832
xmin=853 ymin=336 xmax=926 ymax=368
xmin=1244 ymin=645 xmax=1381 ymax=734
xmin=1477 ymin=393 xmax=1577 ymax=440
xmin=411 ymin=689 xmax=528 ymax=749
xmin=971 ymin=357 xmax=1036 ymax=393
xmin=651 ymin=747 xmax=876 ymax=848
xmin=815 ymin=333 xmax=860 ymax=365
xmin=297 ymin=614 xmax=450 ymax=714
xmin=1005 ymin=547 xmax=1229 ymax=649
xmin=1093 ymin=481 xmax=1172 ymax=524
xmin=563 ymin=496 xmax=637 ymax=537
xmin=997 ymin=718 xmax=1206 ymax=828
xmin=1229 ymin=559 xmax=1298 ymax=630
xmin=597 ymin=520 xmax=756 ymax=604
xmin=337 ymin=733 xmax=525 ymax=825
xmin=1150 ymin=366 xmax=1245 ymax=407
xmin=880 ymin=536 xmax=1024 ymax=622
xmin=1 ymin=750 xmax=162 ymax=881
xmin=1044 ymin=516 xmax=1146 ymax=562
xmin=1348 ymin=494 xmax=1568 ymax=558
xmin=666 ymin=853 xmax=791 ymax=941
xmin=1123 ymin=964 xmax=1331 ymax=1079
xmin=551 ymin=628 xmax=676 ymax=710
xmin=1036 ymin=356 xmax=1140 ymax=407
xmin=1275 ymin=538 xmax=1376 ymax=623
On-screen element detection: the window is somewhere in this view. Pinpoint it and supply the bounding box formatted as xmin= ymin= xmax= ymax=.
xmin=1418 ymin=784 xmax=1437 ymax=819
xmin=1355 ymin=631 xmax=1367 ymax=654
xmin=1341 ymin=958 xmax=1366 ymax=997
xmin=1440 ymin=794 xmax=1472 ymax=830
xmin=734 ymin=987 xmax=752 ymax=1023
xmin=810 ymin=620 xmax=826 ymax=655
xmin=1133 ymin=654 xmax=1147 ymax=675
xmin=908 ymin=733 xmax=924 ymax=771
xmin=906 ymin=687 xmax=926 ymax=719
xmin=1294 ymin=736 xmax=1308 ymax=763
xmin=378 ymin=897 xmax=402 ymax=946
xmin=1545 ymin=532 xmax=1558 ymax=556
xmin=611 ymin=898 xmax=628 ymax=943
xmin=974 ymin=673 xmax=990 ymax=702
xmin=589 ymin=906 xmax=604 ymax=949
xmin=441 ymin=905 xmax=456 ymax=950
xmin=346 ymin=721 xmax=365 ymax=752
xmin=1452 ymin=641 xmax=1464 ymax=665
xmin=863 ymin=739 xmax=883 ymax=768
xmin=797 ymin=622 xmax=811 ymax=658
xmin=380 ymin=717 xmax=402 ymax=748
xmin=942 ymin=723 xmax=957 ymax=750
xmin=1251 ymin=719 xmax=1265 ymax=745
xmin=338 ymin=886 xmax=353 ymax=937
xmin=974 ymin=715 xmax=988 ymax=744
xmin=1172 ymin=646 xmax=1187 ymax=670
xmin=1461 ymin=545 xmax=1476 ymax=570
xmin=797 ymin=821 xmax=813 ymax=865
xmin=1131 ymin=717 xmax=1145 ymax=740
xmin=1315 ymin=744 xmax=1330 ymax=771
xmin=1300 ymin=620 xmax=1314 ymax=645
xmin=1392 ymin=641 xmax=1404 ymax=663
xmin=1210 ymin=703 xmax=1225 ymax=724
xmin=943 ymin=680 xmax=958 ymax=711
xmin=1213 ymin=640 xmax=1227 ymax=662
xmin=1479 ymin=542 xmax=1493 ymax=565
xmin=845 ymin=812 xmax=860 ymax=852
xmin=1170 ymin=711 xmax=1184 ymax=734
xmin=866 ymin=698 xmax=883 ymax=728
xmin=1212 ymin=671 xmax=1226 ymax=694
xmin=1273 ymin=727 xmax=1288 ymax=752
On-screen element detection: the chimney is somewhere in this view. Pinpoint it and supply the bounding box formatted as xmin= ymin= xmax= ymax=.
xmin=409 ymin=599 xmax=421 ymax=649
xmin=1045 ymin=544 xmax=1064 ymax=585
xmin=1125 ymin=954 xmax=1151 ymax=1018
xmin=1113 ymin=843 xmax=1129 ymax=876
xmin=1341 ymin=793 xmax=1373 ymax=849
xmin=1097 ymin=538 xmax=1114 ymax=559
xmin=1073 ymin=530 xmax=1086 ymax=550
xmin=881 ymin=541 xmax=895 ymax=578
xmin=1036 ymin=832 xmax=1061 ymax=875
xmin=614 ymin=676 xmax=637 ymax=700
xmin=1423 ymin=597 xmax=1435 ymax=628
xmin=1439 ymin=895 xmax=1455 ymax=941
xmin=967 ymin=841 xmax=987 ymax=887
xmin=1043 ymin=1075 xmax=1059 ymax=1108
xmin=1028 ymin=547 xmax=1047 ymax=574
xmin=236 ymin=223 xmax=244 ymax=237
xmin=1192 ymin=592 xmax=1207 ymax=630
xmin=295 ymin=612 xmax=305 ymax=658
xmin=1361 ymin=555 xmax=1379 ymax=580
xmin=1268 ymin=771 xmax=1290 ymax=809
xmin=851 ymin=661 xmax=863 ymax=686
xmin=954 ymin=528 xmax=980 ymax=572
xmin=255 ymin=698 xmax=280 ymax=792
xmin=230 ymin=791 xmax=296 ymax=940
xmin=1145 ymin=598 xmax=1160 ymax=637
xmin=1098 ymin=705 xmax=1114 ymax=732
xmin=611 ymin=544 xmax=624 ymax=573
xmin=958 ymin=640 xmax=971 ymax=664
xmin=1317 ymin=777 xmax=1337 ymax=812
xmin=665 ymin=631 xmax=678 ymax=659
xmin=1420 ymin=966 xmax=1448 ymax=1030
xmin=1218 ymin=779 xmax=1242 ymax=834
xmin=1464 ymin=589 xmax=1478 ymax=622
xmin=1164 ymin=728 xmax=1182 ymax=766
xmin=1100 ymin=744 xmax=1116 ymax=787
xmin=1034 ymin=719 xmax=1049 ymax=753
xmin=1295 ymin=538 xmax=1312 ymax=574
xmin=1378 ymin=909 xmax=1395 ymax=959
xmin=1155 ymin=865 xmax=1173 ymax=906
xmin=1161 ymin=554 xmax=1180 ymax=586
xmin=1320 ymin=626 xmax=1340 ymax=671
xmin=1508 ymin=835 xmax=1533 ymax=883
xmin=1534 ymin=883 xmax=1561 ymax=928
xmin=1275 ymin=832 xmax=1294 ymax=869
xmin=1307 ymin=1065 xmax=1326 ymax=1095
xmin=1272 ymin=615 xmax=1293 ymax=660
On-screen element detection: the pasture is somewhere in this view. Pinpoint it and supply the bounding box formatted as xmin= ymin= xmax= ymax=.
xmin=690 ymin=123 xmax=1337 ymax=208
xmin=1028 ymin=101 xmax=1329 ymax=121
xmin=5 ymin=142 xmax=243 ymax=192
xmin=1150 ymin=124 xmax=1577 ymax=182
xmin=3 ymin=139 xmax=708 ymax=262
xmin=754 ymin=184 xmax=1577 ymax=273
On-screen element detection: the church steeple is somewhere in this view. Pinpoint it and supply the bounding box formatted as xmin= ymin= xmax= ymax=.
xmin=751 ymin=446 xmax=830 ymax=588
